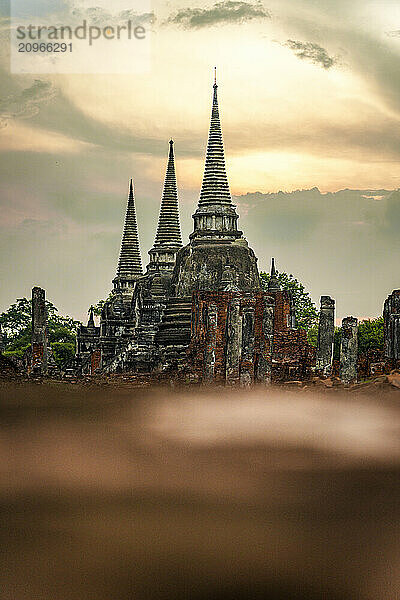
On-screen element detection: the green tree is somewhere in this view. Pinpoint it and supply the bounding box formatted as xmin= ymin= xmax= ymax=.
xmin=0 ymin=297 xmax=79 ymax=368
xmin=260 ymin=270 xmax=319 ymax=334
xmin=0 ymin=297 xmax=32 ymax=344
xmin=307 ymin=323 xmax=319 ymax=347
xmin=93 ymin=299 xmax=105 ymax=317
xmin=357 ymin=317 xmax=384 ymax=356
xmin=51 ymin=341 xmax=76 ymax=366
xmin=92 ymin=295 xmax=113 ymax=317
xmin=333 ymin=327 xmax=342 ymax=361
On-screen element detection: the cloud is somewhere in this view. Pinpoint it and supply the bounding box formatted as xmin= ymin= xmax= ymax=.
xmin=11 ymin=0 xmax=68 ymax=19
xmin=0 ymin=79 xmax=57 ymax=128
xmin=117 ymin=10 xmax=155 ymax=26
xmin=0 ymin=63 xmax=171 ymax=155
xmin=30 ymin=90 xmax=200 ymax=157
xmin=0 ymin=145 xmax=195 ymax=321
xmin=0 ymin=121 xmax=94 ymax=154
xmin=68 ymin=6 xmax=155 ymax=27
xmin=166 ymin=1 xmax=270 ymax=29
xmin=283 ymin=40 xmax=338 ymax=69
xmin=232 ymin=187 xmax=400 ymax=320
xmin=274 ymin=2 xmax=400 ymax=116
xmin=227 ymin=110 xmax=400 ymax=163
xmin=382 ymin=188 xmax=400 ymax=235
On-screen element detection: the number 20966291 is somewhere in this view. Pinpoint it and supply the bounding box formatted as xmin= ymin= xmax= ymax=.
xmin=18 ymin=42 xmax=72 ymax=52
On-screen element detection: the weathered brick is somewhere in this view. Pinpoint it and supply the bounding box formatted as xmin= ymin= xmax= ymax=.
xmin=189 ymin=290 xmax=314 ymax=385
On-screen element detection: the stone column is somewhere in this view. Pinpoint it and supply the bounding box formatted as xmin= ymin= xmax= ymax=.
xmin=289 ymin=293 xmax=296 ymax=329
xmin=31 ymin=286 xmax=48 ymax=375
xmin=384 ymin=290 xmax=400 ymax=363
xmin=225 ymin=296 xmax=241 ymax=384
xmin=240 ymin=305 xmax=255 ymax=386
xmin=392 ymin=315 xmax=400 ymax=361
xmin=339 ymin=316 xmax=358 ymax=384
xmin=316 ymin=296 xmax=335 ymax=375
xmin=204 ymin=303 xmax=218 ymax=384
xmin=256 ymin=296 xmax=275 ymax=384
xmin=386 ymin=312 xmax=400 ymax=364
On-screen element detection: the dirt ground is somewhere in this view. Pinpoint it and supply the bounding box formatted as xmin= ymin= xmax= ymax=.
xmin=1 ymin=381 xmax=400 ymax=600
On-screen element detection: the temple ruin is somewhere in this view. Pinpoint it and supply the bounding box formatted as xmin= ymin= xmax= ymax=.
xmin=72 ymin=75 xmax=398 ymax=385
xmin=74 ymin=74 xmax=319 ymax=383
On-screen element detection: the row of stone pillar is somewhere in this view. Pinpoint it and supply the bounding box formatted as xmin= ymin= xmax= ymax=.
xmin=316 ymin=296 xmax=358 ymax=383
xmin=316 ymin=289 xmax=400 ymax=383
xmin=203 ymin=293 xmax=360 ymax=385
xmin=203 ymin=296 xmax=274 ymax=386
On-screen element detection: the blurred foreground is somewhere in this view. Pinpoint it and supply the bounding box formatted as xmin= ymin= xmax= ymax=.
xmin=1 ymin=382 xmax=400 ymax=599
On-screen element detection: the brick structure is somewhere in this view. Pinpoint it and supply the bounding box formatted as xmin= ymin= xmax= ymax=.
xmin=90 ymin=349 xmax=101 ymax=374
xmin=272 ymin=329 xmax=315 ymax=382
xmin=77 ymin=141 xmax=185 ymax=374
xmin=188 ymin=288 xmax=314 ymax=385
xmin=99 ymin=179 xmax=144 ymax=365
xmin=189 ymin=291 xmax=274 ymax=385
xmin=384 ymin=290 xmax=400 ymax=368
xmin=76 ymin=307 xmax=100 ymax=374
xmin=156 ymin=72 xmax=261 ymax=371
xmin=256 ymin=296 xmax=275 ymax=384
xmin=340 ymin=317 xmax=358 ymax=384
xmin=73 ymin=73 xmax=316 ymax=384
xmin=225 ymin=296 xmax=241 ymax=383
xmin=204 ymin=302 xmax=218 ymax=383
xmin=170 ymin=71 xmax=260 ymax=299
xmin=358 ymin=349 xmax=386 ymax=380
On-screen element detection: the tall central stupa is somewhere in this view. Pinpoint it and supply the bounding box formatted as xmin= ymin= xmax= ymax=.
xmin=172 ymin=70 xmax=260 ymax=296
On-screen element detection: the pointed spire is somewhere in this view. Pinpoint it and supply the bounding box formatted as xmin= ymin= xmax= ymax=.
xmin=271 ymin=257 xmax=276 ymax=277
xmin=152 ymin=139 xmax=182 ymax=249
xmin=87 ymin=305 xmax=95 ymax=328
xmin=198 ymin=70 xmax=233 ymax=208
xmin=115 ymin=179 xmax=143 ymax=282
xmin=268 ymin=257 xmax=281 ymax=291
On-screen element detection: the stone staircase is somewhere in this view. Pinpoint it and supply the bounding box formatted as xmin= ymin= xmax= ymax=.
xmin=155 ymin=296 xmax=192 ymax=369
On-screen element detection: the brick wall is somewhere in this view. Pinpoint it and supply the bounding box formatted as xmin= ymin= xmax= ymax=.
xmin=31 ymin=342 xmax=44 ymax=373
xmin=189 ymin=290 xmax=314 ymax=384
xmin=271 ymin=289 xmax=293 ymax=332
xmin=91 ymin=349 xmax=102 ymax=375
xmin=272 ymin=330 xmax=315 ymax=382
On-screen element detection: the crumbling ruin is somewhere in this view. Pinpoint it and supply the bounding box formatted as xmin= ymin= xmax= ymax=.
xmin=384 ymin=290 xmax=400 ymax=368
xmin=70 ymin=75 xmax=320 ymax=383
xmin=316 ymin=296 xmax=335 ymax=376
xmin=76 ymin=307 xmax=101 ymax=375
xmin=339 ymin=317 xmax=358 ymax=384
xmin=72 ymin=75 xmax=398 ymax=385
xmin=188 ymin=291 xmax=274 ymax=386
xmin=31 ymin=286 xmax=48 ymax=376
xmin=25 ymin=286 xmax=60 ymax=377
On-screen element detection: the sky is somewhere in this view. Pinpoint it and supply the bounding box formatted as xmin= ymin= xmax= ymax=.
xmin=0 ymin=0 xmax=399 ymax=322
